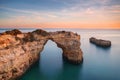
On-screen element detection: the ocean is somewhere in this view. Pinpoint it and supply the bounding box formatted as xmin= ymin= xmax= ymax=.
xmin=0 ymin=28 xmax=120 ymax=80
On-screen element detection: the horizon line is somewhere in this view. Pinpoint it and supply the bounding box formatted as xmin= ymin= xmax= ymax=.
xmin=0 ymin=27 xmax=120 ymax=30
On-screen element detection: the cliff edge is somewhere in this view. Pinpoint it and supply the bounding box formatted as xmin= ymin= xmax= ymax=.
xmin=0 ymin=29 xmax=83 ymax=80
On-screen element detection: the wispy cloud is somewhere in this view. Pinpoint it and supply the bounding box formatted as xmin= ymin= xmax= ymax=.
xmin=0 ymin=6 xmax=60 ymax=19
xmin=105 ymin=5 xmax=120 ymax=13
xmin=0 ymin=0 xmax=120 ymax=28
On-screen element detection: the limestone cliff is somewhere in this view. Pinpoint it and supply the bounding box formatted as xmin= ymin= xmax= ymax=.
xmin=0 ymin=29 xmax=83 ymax=80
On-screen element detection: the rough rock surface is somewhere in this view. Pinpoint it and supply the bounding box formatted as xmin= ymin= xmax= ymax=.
xmin=0 ymin=29 xmax=83 ymax=80
xmin=89 ymin=37 xmax=111 ymax=47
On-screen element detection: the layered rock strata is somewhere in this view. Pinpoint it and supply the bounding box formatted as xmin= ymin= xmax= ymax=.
xmin=0 ymin=29 xmax=83 ymax=80
xmin=89 ymin=37 xmax=111 ymax=47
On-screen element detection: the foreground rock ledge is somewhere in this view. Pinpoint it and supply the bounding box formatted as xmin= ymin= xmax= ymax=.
xmin=89 ymin=37 xmax=111 ymax=47
xmin=0 ymin=29 xmax=83 ymax=80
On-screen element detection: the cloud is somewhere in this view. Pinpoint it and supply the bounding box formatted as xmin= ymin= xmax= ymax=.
xmin=0 ymin=6 xmax=61 ymax=21
xmin=105 ymin=5 xmax=120 ymax=13
xmin=0 ymin=6 xmax=42 ymax=16
xmin=0 ymin=0 xmax=120 ymax=28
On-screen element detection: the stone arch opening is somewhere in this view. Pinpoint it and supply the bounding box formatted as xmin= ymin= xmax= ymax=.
xmin=39 ymin=40 xmax=63 ymax=76
xmin=20 ymin=39 xmax=83 ymax=80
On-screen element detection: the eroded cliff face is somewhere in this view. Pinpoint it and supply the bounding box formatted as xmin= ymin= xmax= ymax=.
xmin=50 ymin=31 xmax=83 ymax=64
xmin=0 ymin=29 xmax=83 ymax=80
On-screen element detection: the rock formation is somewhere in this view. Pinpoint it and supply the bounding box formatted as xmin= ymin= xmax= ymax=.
xmin=0 ymin=29 xmax=83 ymax=80
xmin=89 ymin=37 xmax=111 ymax=47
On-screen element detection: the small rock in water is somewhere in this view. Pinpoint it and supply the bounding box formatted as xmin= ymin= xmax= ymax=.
xmin=89 ymin=37 xmax=111 ymax=47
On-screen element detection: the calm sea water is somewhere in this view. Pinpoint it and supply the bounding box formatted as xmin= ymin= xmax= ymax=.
xmin=0 ymin=28 xmax=120 ymax=80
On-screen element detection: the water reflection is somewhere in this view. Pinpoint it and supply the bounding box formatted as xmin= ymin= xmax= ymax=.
xmin=89 ymin=42 xmax=111 ymax=53
xmin=39 ymin=58 xmax=83 ymax=80
xmin=55 ymin=60 xmax=83 ymax=80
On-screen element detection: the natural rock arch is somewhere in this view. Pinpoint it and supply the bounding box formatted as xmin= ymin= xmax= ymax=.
xmin=39 ymin=40 xmax=63 ymax=76
xmin=0 ymin=29 xmax=83 ymax=80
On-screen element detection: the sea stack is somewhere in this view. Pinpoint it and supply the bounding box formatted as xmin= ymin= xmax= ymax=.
xmin=0 ymin=29 xmax=83 ymax=80
xmin=89 ymin=37 xmax=111 ymax=47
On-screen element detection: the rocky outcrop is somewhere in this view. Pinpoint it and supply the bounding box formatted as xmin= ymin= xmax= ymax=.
xmin=0 ymin=29 xmax=83 ymax=80
xmin=50 ymin=31 xmax=83 ymax=64
xmin=89 ymin=37 xmax=111 ymax=47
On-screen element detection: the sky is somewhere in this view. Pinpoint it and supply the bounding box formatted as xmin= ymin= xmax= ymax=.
xmin=0 ymin=0 xmax=120 ymax=29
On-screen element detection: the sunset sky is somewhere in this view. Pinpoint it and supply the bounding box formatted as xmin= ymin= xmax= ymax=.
xmin=0 ymin=0 xmax=120 ymax=29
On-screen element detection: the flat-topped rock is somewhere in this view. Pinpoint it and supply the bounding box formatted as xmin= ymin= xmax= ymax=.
xmin=89 ymin=37 xmax=111 ymax=47
xmin=0 ymin=29 xmax=83 ymax=80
